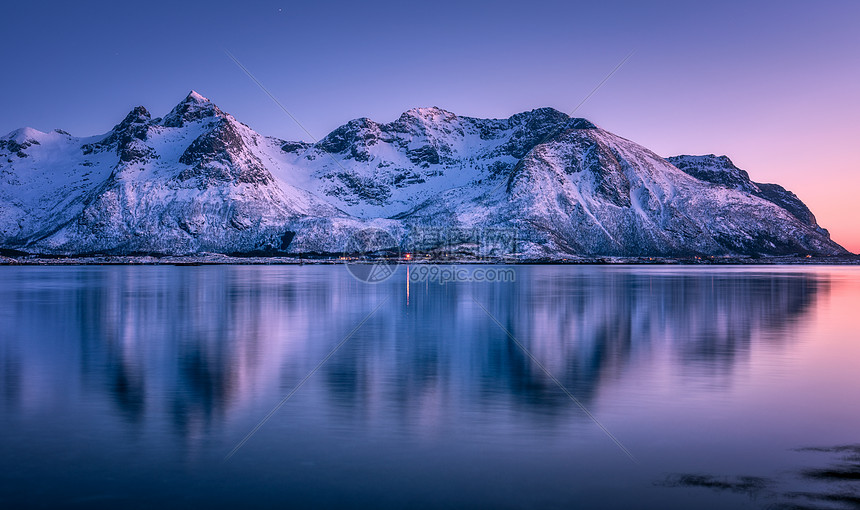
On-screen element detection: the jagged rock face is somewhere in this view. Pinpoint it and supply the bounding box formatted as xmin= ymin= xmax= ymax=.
xmin=83 ymin=106 xmax=155 ymax=163
xmin=667 ymin=155 xmax=823 ymax=232
xmin=394 ymin=127 xmax=845 ymax=258
xmin=0 ymin=92 xmax=344 ymax=255
xmin=280 ymin=141 xmax=311 ymax=153
xmin=488 ymin=129 xmax=842 ymax=257
xmin=177 ymin=118 xmax=274 ymax=186
xmin=668 ymin=154 xmax=753 ymax=189
xmin=292 ymin=106 xmax=599 ymax=219
xmin=0 ymin=92 xmax=848 ymax=257
xmin=0 ymin=130 xmax=42 ymax=159
xmin=495 ymin=110 xmax=596 ymax=159
xmin=161 ymin=91 xmax=224 ymax=128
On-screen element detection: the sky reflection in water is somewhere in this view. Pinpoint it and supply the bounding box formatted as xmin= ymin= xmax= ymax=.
xmin=1 ymin=265 xmax=858 ymax=509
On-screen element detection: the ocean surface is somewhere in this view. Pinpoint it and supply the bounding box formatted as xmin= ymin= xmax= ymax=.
xmin=1 ymin=265 xmax=858 ymax=509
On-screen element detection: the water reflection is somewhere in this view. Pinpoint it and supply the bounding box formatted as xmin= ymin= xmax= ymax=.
xmin=0 ymin=266 xmax=826 ymax=438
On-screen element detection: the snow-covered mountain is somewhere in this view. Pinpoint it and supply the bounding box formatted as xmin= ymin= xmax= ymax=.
xmin=0 ymin=91 xmax=847 ymax=257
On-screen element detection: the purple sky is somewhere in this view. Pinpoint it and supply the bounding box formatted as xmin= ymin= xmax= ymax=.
xmin=2 ymin=0 xmax=858 ymax=250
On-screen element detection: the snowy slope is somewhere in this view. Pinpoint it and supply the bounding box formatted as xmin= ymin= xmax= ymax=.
xmin=667 ymin=154 xmax=825 ymax=232
xmin=2 ymin=93 xmax=355 ymax=254
xmin=262 ymin=107 xmax=587 ymax=220
xmin=0 ymin=92 xmax=847 ymax=257
xmin=0 ymin=128 xmax=115 ymax=244
xmin=390 ymin=127 xmax=845 ymax=257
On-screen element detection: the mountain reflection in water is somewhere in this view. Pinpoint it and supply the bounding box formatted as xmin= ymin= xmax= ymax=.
xmin=0 ymin=266 xmax=822 ymax=435
xmin=1 ymin=265 xmax=852 ymax=510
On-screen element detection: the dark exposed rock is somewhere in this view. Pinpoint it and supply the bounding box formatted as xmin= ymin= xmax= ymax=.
xmin=161 ymin=91 xmax=223 ymax=128
xmin=82 ymin=106 xmax=154 ymax=162
xmin=756 ymin=183 xmax=819 ymax=228
xmin=177 ymin=119 xmax=273 ymax=186
xmin=280 ymin=141 xmax=312 ymax=153
xmin=0 ymin=138 xmax=40 ymax=157
xmin=316 ymin=118 xmax=381 ymax=156
xmin=392 ymin=170 xmax=425 ymax=188
xmin=390 ymin=107 xmax=462 ymax=135
xmin=326 ymin=171 xmax=391 ymax=205
xmin=667 ymin=155 xmax=824 ymax=232
xmin=668 ymin=155 xmax=752 ymax=190
xmin=488 ymin=160 xmax=514 ymax=178
xmin=406 ymin=145 xmax=440 ymax=165
xmin=494 ymin=108 xmax=595 ymax=159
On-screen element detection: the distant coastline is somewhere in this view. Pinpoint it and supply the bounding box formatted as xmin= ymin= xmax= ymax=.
xmin=2 ymin=253 xmax=858 ymax=266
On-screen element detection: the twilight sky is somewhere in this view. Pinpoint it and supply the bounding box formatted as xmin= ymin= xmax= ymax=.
xmin=2 ymin=0 xmax=858 ymax=251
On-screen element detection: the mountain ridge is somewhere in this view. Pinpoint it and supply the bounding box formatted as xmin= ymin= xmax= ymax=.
xmin=0 ymin=91 xmax=848 ymax=258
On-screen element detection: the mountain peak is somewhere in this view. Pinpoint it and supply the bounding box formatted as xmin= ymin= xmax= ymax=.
xmin=120 ymin=106 xmax=151 ymax=125
xmin=404 ymin=106 xmax=452 ymax=115
xmin=399 ymin=106 xmax=457 ymax=123
xmin=83 ymin=105 xmax=153 ymax=160
xmin=667 ymin=154 xmax=747 ymax=182
xmin=508 ymin=107 xmax=569 ymax=126
xmin=667 ymin=154 xmax=756 ymax=196
xmin=0 ymin=127 xmax=47 ymax=157
xmin=525 ymin=106 xmax=567 ymax=117
xmin=161 ymin=91 xmax=222 ymax=128
xmin=185 ymin=90 xmax=210 ymax=103
xmin=4 ymin=127 xmax=47 ymax=143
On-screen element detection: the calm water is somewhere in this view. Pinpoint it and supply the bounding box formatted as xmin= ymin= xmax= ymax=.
xmin=1 ymin=265 xmax=859 ymax=509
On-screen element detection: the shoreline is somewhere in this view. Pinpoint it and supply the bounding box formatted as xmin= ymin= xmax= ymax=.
xmin=2 ymin=254 xmax=859 ymax=266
